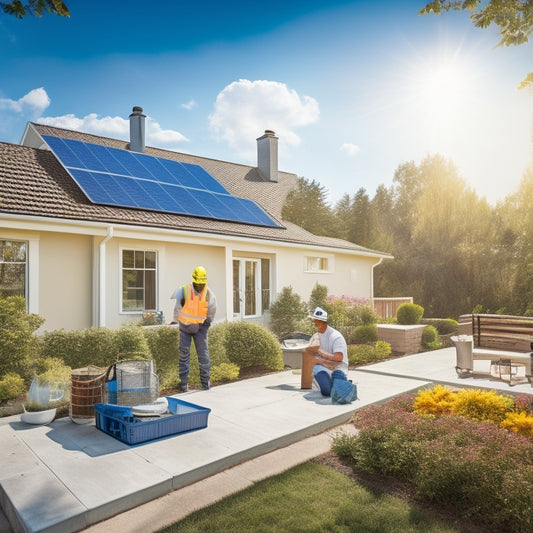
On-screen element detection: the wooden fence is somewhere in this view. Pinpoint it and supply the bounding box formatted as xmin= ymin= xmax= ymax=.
xmin=373 ymin=297 xmax=413 ymax=319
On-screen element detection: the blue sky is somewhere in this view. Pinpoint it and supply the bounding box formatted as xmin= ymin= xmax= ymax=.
xmin=0 ymin=0 xmax=531 ymax=205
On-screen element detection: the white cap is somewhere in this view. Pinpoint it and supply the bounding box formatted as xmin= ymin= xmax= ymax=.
xmin=308 ymin=307 xmax=328 ymax=322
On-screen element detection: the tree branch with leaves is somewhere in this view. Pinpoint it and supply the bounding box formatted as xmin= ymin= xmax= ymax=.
xmin=0 ymin=0 xmax=69 ymax=19
xmin=420 ymin=0 xmax=533 ymax=89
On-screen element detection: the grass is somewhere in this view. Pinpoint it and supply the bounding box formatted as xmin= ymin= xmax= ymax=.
xmin=157 ymin=462 xmax=465 ymax=533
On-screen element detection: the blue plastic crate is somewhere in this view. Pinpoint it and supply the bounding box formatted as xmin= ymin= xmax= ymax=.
xmin=94 ymin=397 xmax=210 ymax=445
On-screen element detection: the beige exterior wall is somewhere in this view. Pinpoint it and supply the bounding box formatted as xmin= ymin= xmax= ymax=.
xmin=103 ymin=237 xmax=226 ymax=330
xmin=1 ymin=219 xmax=385 ymax=333
xmin=273 ymin=247 xmax=379 ymax=304
xmin=38 ymin=232 xmax=93 ymax=331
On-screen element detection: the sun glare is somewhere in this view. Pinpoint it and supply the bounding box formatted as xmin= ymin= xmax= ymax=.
xmin=412 ymin=58 xmax=473 ymax=121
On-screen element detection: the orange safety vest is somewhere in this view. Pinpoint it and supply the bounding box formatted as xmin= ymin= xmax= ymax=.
xmin=178 ymin=284 xmax=209 ymax=325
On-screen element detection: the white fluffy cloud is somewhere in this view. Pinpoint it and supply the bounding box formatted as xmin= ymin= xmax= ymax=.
xmin=340 ymin=142 xmax=360 ymax=157
xmin=209 ymin=79 xmax=319 ymax=160
xmin=38 ymin=112 xmax=188 ymax=147
xmin=0 ymin=87 xmax=50 ymax=114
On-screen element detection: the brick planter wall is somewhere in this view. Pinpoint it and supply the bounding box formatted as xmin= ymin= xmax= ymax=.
xmin=377 ymin=324 xmax=426 ymax=354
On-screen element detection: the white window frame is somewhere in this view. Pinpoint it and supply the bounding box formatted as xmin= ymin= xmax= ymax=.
xmin=120 ymin=247 xmax=158 ymax=314
xmin=304 ymin=254 xmax=333 ymax=273
xmin=0 ymin=235 xmax=39 ymax=314
xmin=233 ymin=257 xmax=270 ymax=319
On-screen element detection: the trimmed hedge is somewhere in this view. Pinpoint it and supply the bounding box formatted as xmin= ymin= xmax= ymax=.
xmin=225 ymin=321 xmax=284 ymax=371
xmin=396 ymin=303 xmax=424 ymax=325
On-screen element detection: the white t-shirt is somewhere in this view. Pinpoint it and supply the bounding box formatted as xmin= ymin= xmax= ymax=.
xmin=319 ymin=325 xmax=348 ymax=374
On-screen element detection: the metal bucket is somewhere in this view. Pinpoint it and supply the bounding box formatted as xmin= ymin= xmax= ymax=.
xmin=70 ymin=366 xmax=107 ymax=423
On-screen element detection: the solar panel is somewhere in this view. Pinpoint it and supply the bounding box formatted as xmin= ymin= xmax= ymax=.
xmin=43 ymin=135 xmax=280 ymax=228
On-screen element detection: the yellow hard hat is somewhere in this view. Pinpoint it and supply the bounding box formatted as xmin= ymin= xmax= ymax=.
xmin=192 ymin=265 xmax=207 ymax=284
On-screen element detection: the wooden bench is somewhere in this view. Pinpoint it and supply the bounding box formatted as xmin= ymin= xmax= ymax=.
xmin=454 ymin=314 xmax=533 ymax=385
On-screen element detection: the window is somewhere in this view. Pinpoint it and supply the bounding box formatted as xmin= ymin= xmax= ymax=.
xmin=233 ymin=258 xmax=270 ymax=318
xmin=0 ymin=240 xmax=27 ymax=299
xmin=121 ymin=250 xmax=157 ymax=312
xmin=305 ymin=256 xmax=329 ymax=272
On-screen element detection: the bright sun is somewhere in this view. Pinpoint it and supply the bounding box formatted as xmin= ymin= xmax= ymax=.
xmin=414 ymin=59 xmax=472 ymax=120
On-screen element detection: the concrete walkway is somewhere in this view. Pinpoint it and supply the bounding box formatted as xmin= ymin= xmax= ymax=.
xmin=1 ymin=347 xmax=531 ymax=533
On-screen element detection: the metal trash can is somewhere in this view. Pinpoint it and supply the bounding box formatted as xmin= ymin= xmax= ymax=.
xmin=451 ymin=335 xmax=473 ymax=374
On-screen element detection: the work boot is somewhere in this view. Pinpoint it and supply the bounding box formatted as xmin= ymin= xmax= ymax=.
xmin=201 ymin=381 xmax=210 ymax=391
xmin=178 ymin=383 xmax=188 ymax=393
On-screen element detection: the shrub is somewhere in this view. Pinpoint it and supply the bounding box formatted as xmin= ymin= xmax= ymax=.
xmin=348 ymin=344 xmax=374 ymax=366
xmin=347 ymin=341 xmax=391 ymax=366
xmin=421 ymin=325 xmax=442 ymax=349
xmin=114 ymin=324 xmax=151 ymax=359
xmin=514 ymin=393 xmax=533 ymax=413
xmin=142 ymin=326 xmax=180 ymax=388
xmin=360 ymin=306 xmax=377 ymax=325
xmin=353 ymin=324 xmax=377 ymax=344
xmin=225 ymin=321 xmax=283 ymax=370
xmin=452 ymin=388 xmax=514 ymax=425
xmin=40 ymin=325 xmax=151 ymax=370
xmin=374 ymin=341 xmax=392 ymax=359
xmin=0 ymin=296 xmax=45 ymax=385
xmin=337 ymin=397 xmax=533 ymax=530
xmin=208 ymin=322 xmax=230 ymax=365
xmin=427 ymin=318 xmax=458 ymax=335
xmin=500 ymin=411 xmax=533 ymax=439
xmin=0 ymin=373 xmax=25 ymax=401
xmin=211 ymin=362 xmax=240 ymax=382
xmin=396 ymin=303 xmax=424 ymax=325
xmin=414 ymin=385 xmax=516 ymax=425
xmin=269 ymin=287 xmax=308 ymax=340
xmin=207 ymin=323 xmax=240 ymax=385
xmin=413 ymin=384 xmax=455 ymax=416
xmin=41 ymin=327 xmax=112 ymax=368
xmin=309 ymin=282 xmax=327 ymax=312
xmin=323 ymin=296 xmax=371 ymax=344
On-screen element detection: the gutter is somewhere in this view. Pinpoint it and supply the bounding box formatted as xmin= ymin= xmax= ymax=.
xmin=371 ymin=257 xmax=384 ymax=312
xmin=98 ymin=225 xmax=114 ymax=327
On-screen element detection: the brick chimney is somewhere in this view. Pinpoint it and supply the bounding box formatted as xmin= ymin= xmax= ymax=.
xmin=256 ymin=130 xmax=278 ymax=182
xmin=129 ymin=106 xmax=146 ymax=153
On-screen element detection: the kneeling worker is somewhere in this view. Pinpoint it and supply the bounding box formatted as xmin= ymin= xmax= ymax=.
xmin=307 ymin=307 xmax=348 ymax=396
xmin=171 ymin=266 xmax=216 ymax=391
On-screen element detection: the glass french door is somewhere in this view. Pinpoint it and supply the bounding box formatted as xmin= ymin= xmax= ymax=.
xmin=233 ymin=258 xmax=270 ymax=318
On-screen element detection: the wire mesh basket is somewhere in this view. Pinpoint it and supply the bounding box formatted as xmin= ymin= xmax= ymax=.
xmin=70 ymin=365 xmax=107 ymax=422
xmin=104 ymin=359 xmax=159 ymax=406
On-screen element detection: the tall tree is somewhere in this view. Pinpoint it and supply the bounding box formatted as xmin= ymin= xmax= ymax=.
xmin=504 ymin=167 xmax=533 ymax=314
xmin=371 ymin=184 xmax=395 ymax=253
xmin=420 ymin=0 xmax=533 ymax=89
xmin=281 ymin=177 xmax=337 ymax=237
xmin=348 ymin=187 xmax=374 ymax=248
xmin=333 ymin=193 xmax=352 ymax=241
xmin=0 ymin=0 xmax=69 ymax=18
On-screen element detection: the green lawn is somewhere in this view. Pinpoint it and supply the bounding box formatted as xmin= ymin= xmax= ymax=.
xmin=157 ymin=462 xmax=464 ymax=533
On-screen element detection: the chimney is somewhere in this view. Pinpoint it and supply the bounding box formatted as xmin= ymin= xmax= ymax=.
xmin=256 ymin=130 xmax=278 ymax=182
xmin=129 ymin=106 xmax=146 ymax=153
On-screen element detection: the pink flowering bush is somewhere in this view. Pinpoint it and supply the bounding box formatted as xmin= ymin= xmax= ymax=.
xmin=323 ymin=295 xmax=373 ymax=344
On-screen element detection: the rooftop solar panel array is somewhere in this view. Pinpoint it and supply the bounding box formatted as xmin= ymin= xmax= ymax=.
xmin=42 ymin=135 xmax=280 ymax=228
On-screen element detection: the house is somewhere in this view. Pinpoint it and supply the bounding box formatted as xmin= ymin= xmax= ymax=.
xmin=0 ymin=106 xmax=392 ymax=332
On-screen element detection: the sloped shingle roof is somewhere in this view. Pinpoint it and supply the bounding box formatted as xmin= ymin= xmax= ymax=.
xmin=0 ymin=123 xmax=389 ymax=256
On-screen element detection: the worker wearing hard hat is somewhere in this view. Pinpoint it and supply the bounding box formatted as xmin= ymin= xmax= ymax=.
xmin=307 ymin=307 xmax=348 ymax=396
xmin=171 ymin=266 xmax=216 ymax=391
